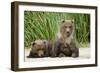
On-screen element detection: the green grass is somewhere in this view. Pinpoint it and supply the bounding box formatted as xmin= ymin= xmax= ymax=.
xmin=24 ymin=11 xmax=90 ymax=48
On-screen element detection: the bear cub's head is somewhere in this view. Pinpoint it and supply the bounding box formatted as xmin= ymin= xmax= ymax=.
xmin=28 ymin=40 xmax=48 ymax=58
xmin=60 ymin=20 xmax=74 ymax=37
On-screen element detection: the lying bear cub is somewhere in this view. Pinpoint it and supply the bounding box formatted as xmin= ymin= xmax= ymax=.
xmin=27 ymin=40 xmax=51 ymax=58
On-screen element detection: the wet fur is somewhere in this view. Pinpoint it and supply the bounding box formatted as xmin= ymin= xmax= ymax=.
xmin=52 ymin=20 xmax=79 ymax=57
xmin=27 ymin=40 xmax=51 ymax=58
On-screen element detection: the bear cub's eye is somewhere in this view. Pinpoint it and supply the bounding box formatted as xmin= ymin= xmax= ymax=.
xmin=69 ymin=26 xmax=72 ymax=28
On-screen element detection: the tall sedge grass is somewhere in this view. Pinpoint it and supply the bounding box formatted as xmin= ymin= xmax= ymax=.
xmin=24 ymin=11 xmax=90 ymax=48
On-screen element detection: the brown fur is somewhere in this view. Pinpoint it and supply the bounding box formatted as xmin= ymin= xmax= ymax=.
xmin=52 ymin=20 xmax=79 ymax=57
xmin=60 ymin=20 xmax=74 ymax=45
xmin=27 ymin=40 xmax=50 ymax=58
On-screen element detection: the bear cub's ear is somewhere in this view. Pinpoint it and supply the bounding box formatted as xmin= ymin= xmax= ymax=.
xmin=71 ymin=19 xmax=74 ymax=23
xmin=31 ymin=41 xmax=35 ymax=46
xmin=61 ymin=19 xmax=65 ymax=23
xmin=43 ymin=41 xmax=46 ymax=44
xmin=43 ymin=40 xmax=47 ymax=44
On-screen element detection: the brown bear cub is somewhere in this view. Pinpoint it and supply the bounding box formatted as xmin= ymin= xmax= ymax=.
xmin=27 ymin=40 xmax=51 ymax=58
xmin=52 ymin=20 xmax=79 ymax=57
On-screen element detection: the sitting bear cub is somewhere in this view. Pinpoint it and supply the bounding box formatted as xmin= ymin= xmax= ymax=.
xmin=52 ymin=20 xmax=79 ymax=57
